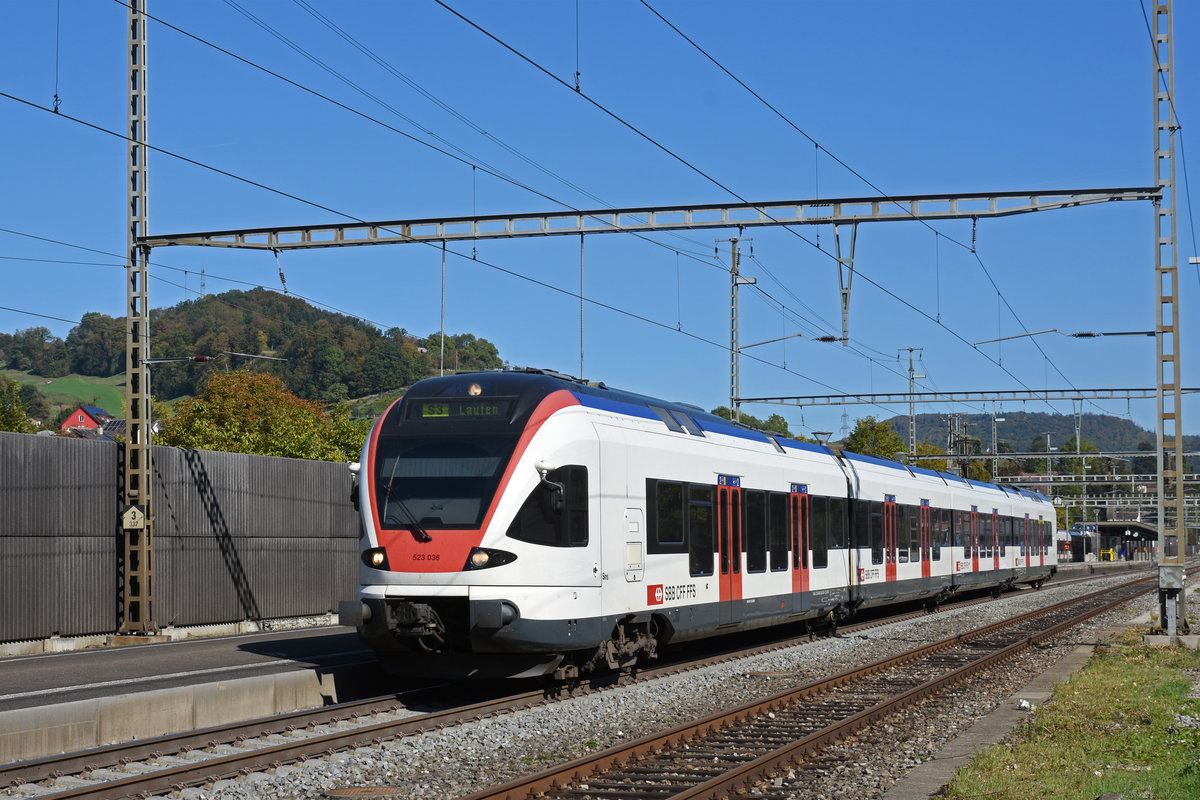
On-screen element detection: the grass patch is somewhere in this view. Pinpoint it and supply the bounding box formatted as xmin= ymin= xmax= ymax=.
xmin=942 ymin=639 xmax=1200 ymax=799
xmin=4 ymin=369 xmax=126 ymax=416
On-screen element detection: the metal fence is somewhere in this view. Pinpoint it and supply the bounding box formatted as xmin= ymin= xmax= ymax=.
xmin=0 ymin=432 xmax=359 ymax=643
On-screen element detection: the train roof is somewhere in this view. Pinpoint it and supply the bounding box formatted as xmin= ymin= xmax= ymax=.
xmin=403 ymin=368 xmax=840 ymax=455
xmin=399 ymin=370 xmax=1057 ymax=507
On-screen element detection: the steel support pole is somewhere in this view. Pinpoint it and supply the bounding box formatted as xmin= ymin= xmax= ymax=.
xmin=1153 ymin=0 xmax=1186 ymax=635
xmin=121 ymin=0 xmax=155 ymax=633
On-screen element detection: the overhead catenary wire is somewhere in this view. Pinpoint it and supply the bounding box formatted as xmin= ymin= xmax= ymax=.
xmin=119 ymin=0 xmax=722 ymax=272
xmin=94 ymin=0 xmax=1107 ymax=417
xmin=1138 ymin=0 xmax=1199 ymax=294
xmin=636 ymin=0 xmax=1100 ymax=418
xmin=638 ymin=0 xmax=979 ymax=256
xmin=8 ymin=4 xmax=1161 ymax=432
xmin=25 ymin=10 xmax=1070 ymax=419
xmin=431 ymin=1 xmax=1092 ymax=419
xmin=0 ymin=212 xmax=901 ymax=422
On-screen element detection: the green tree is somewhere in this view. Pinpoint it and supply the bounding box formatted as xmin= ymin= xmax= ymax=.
xmin=913 ymin=441 xmax=949 ymax=472
xmin=329 ymin=404 xmax=372 ymax=462
xmin=18 ymin=384 xmax=50 ymax=424
xmin=66 ymin=312 xmax=124 ymax=376
xmin=0 ymin=375 xmax=35 ymax=433
xmin=710 ymin=406 xmax=793 ymax=438
xmin=964 ymin=459 xmax=992 ymax=482
xmin=844 ymin=416 xmax=906 ymax=460
xmin=157 ymin=370 xmax=347 ymax=461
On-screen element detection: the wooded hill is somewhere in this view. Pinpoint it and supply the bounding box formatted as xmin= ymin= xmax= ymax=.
xmin=885 ymin=410 xmax=1200 ymax=455
xmin=0 ymin=289 xmax=503 ymax=408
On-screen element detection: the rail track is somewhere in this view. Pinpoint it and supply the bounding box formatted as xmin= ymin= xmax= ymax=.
xmin=453 ymin=575 xmax=1156 ymax=800
xmin=0 ymin=566 xmax=1150 ymax=800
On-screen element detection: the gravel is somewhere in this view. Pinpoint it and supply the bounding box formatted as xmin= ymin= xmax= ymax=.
xmin=121 ymin=571 xmax=1161 ymax=800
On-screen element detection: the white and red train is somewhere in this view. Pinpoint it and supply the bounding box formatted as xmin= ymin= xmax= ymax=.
xmin=341 ymin=368 xmax=1057 ymax=679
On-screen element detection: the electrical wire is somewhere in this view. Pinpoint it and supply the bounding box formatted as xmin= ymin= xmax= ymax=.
xmin=637 ymin=0 xmax=979 ymax=254
xmin=14 ymin=5 xmax=1157 ymax=428
xmin=107 ymin=0 xmax=722 ymax=273
xmin=431 ymin=2 xmax=1096 ymax=418
xmin=636 ymin=0 xmax=1109 ymax=419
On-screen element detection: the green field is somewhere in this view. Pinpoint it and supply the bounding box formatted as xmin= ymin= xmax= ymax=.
xmin=3 ymin=369 xmax=127 ymax=417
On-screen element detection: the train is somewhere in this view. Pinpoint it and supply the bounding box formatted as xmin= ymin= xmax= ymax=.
xmin=340 ymin=368 xmax=1057 ymax=680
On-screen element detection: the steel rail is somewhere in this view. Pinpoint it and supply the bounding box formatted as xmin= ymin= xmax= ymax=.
xmin=4 ymin=691 xmax=546 ymax=800
xmin=5 ymin=567 xmax=1130 ymax=798
xmin=453 ymin=577 xmax=1153 ymax=800
xmin=0 ymin=691 xmax=424 ymax=786
xmin=672 ymin=580 xmax=1152 ymax=800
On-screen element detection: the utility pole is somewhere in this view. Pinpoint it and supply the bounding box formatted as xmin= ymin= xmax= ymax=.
xmin=1153 ymin=0 xmax=1186 ymax=635
xmin=900 ymin=347 xmax=924 ymax=460
xmin=120 ymin=0 xmax=155 ymax=634
xmin=725 ymin=236 xmax=754 ymax=422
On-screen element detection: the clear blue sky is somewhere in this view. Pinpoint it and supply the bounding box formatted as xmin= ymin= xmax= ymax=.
xmin=2 ymin=1 xmax=1197 ymax=444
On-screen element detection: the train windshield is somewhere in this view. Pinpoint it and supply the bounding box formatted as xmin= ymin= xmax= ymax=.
xmin=373 ymin=435 xmax=518 ymax=530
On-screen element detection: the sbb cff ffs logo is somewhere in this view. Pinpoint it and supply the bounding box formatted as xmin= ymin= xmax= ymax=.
xmin=648 ymin=584 xmax=664 ymax=605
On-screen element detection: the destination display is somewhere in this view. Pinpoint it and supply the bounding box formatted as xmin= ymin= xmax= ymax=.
xmin=408 ymin=397 xmax=514 ymax=420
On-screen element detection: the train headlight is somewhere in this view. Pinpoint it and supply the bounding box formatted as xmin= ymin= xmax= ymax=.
xmin=362 ymin=547 xmax=390 ymax=570
xmin=463 ymin=547 xmax=517 ymax=570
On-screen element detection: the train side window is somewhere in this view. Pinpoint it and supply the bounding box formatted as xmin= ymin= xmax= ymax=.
xmin=812 ymin=496 xmax=830 ymax=569
xmin=907 ymin=506 xmax=916 ymax=563
xmin=646 ymin=480 xmax=686 ymax=554
xmin=688 ymin=485 xmax=714 ymax=576
xmin=745 ymin=490 xmax=767 ymax=573
xmin=854 ymin=499 xmax=871 ymax=550
xmin=829 ymin=497 xmax=846 ymax=550
xmin=955 ymin=510 xmax=971 ymax=558
xmin=506 ymin=466 xmax=588 ymax=547
xmin=896 ymin=505 xmax=910 ymax=563
xmin=931 ymin=507 xmax=947 ymax=560
xmin=768 ymin=493 xmax=788 ymax=571
xmin=870 ymin=501 xmax=884 ymax=565
xmin=929 ymin=508 xmax=939 ymax=561
xmin=566 ymin=467 xmax=589 ymax=545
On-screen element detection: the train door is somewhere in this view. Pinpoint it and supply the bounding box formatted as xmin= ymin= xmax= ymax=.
xmin=1023 ymin=515 xmax=1031 ymax=568
xmin=970 ymin=507 xmax=980 ymax=573
xmin=790 ymin=485 xmax=809 ymax=596
xmin=919 ymin=501 xmax=931 ymax=579
xmin=716 ymin=476 xmax=743 ymax=625
xmin=884 ymin=495 xmax=897 ymax=582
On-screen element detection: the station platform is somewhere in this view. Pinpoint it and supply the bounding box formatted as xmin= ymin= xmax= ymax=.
xmin=0 ymin=623 xmax=392 ymax=764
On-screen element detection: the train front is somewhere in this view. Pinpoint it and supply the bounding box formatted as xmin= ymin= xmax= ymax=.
xmin=340 ymin=371 xmax=601 ymax=679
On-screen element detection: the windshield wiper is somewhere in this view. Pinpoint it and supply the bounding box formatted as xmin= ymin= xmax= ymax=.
xmin=382 ymin=458 xmax=433 ymax=544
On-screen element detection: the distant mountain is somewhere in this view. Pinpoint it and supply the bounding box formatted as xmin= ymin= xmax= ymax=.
xmin=883 ymin=410 xmax=1199 ymax=454
xmin=0 ymin=289 xmax=504 ymax=407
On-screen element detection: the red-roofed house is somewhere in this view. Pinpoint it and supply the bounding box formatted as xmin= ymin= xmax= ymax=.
xmin=60 ymin=404 xmax=114 ymax=433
